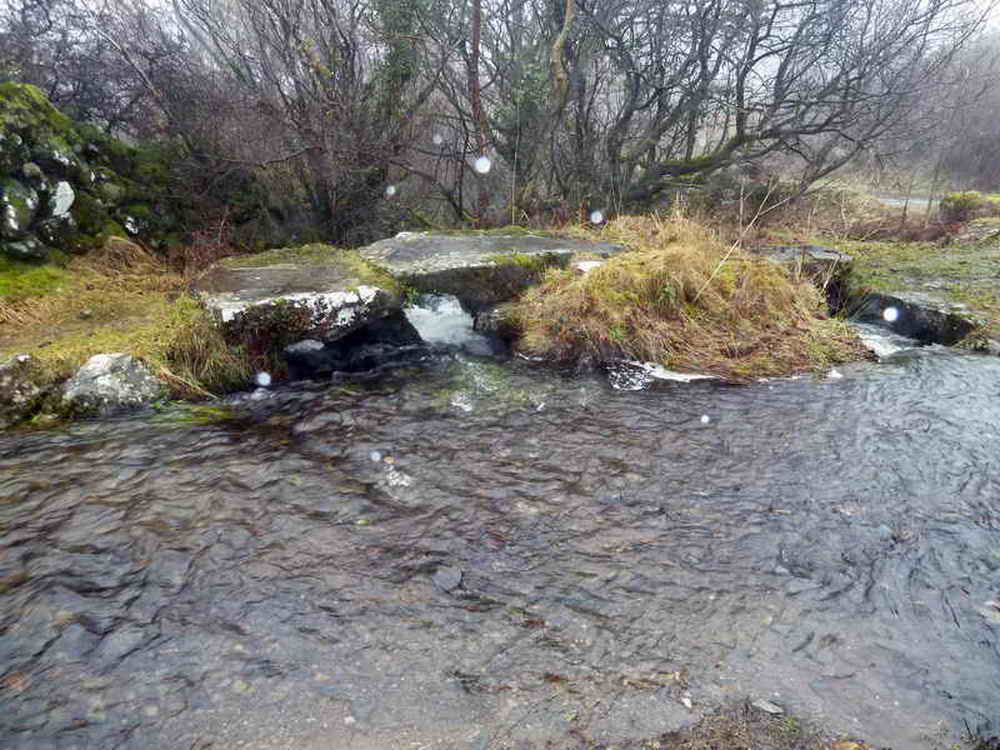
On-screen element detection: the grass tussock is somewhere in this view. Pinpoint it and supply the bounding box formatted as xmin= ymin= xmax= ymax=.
xmin=509 ymin=215 xmax=866 ymax=380
xmin=0 ymin=238 xmax=252 ymax=398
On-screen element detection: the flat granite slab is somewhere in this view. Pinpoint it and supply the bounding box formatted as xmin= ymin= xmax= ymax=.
xmin=192 ymin=249 xmax=404 ymax=348
xmin=194 ymin=264 xmax=398 ymax=323
xmin=359 ymin=231 xmax=624 ymax=274
xmin=358 ymin=231 xmax=625 ymax=308
xmin=752 ymin=244 xmax=853 ymax=284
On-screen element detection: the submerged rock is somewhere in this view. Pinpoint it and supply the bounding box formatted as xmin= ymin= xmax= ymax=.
xmin=62 ymin=353 xmax=166 ymax=416
xmin=432 ymin=565 xmax=463 ymax=592
xmin=358 ymin=231 xmax=624 ymax=310
xmin=0 ymin=354 xmax=49 ymax=429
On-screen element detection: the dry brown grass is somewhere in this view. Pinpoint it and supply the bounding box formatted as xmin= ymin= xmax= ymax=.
xmin=509 ymin=215 xmax=867 ymax=380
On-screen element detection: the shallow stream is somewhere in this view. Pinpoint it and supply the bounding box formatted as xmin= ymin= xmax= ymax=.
xmin=1 ymin=321 xmax=999 ymax=749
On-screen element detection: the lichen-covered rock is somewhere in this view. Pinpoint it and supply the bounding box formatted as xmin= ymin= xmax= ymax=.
xmin=2 ymin=236 xmax=48 ymax=260
xmin=1 ymin=177 xmax=40 ymax=239
xmin=62 ymin=353 xmax=167 ymax=416
xmin=0 ymin=354 xmax=49 ymax=429
xmin=50 ymin=181 xmax=76 ymax=217
xmin=0 ymin=131 xmax=29 ymax=173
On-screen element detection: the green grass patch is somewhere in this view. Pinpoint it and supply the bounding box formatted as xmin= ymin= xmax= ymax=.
xmin=832 ymin=234 xmax=1000 ymax=337
xmin=509 ymin=215 xmax=866 ymax=380
xmin=0 ymin=258 xmax=72 ymax=303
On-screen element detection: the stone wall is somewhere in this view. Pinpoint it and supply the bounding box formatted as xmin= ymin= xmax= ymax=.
xmin=0 ymin=82 xmax=180 ymax=261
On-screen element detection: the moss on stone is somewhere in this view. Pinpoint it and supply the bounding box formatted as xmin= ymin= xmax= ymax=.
xmin=488 ymin=251 xmax=566 ymax=273
xmin=221 ymin=244 xmax=405 ymax=296
xmin=67 ymin=190 xmax=101 ymax=230
xmin=833 ymin=237 xmax=1000 ymax=338
xmin=437 ymin=225 xmax=564 ymax=238
xmin=0 ymin=82 xmax=78 ymax=145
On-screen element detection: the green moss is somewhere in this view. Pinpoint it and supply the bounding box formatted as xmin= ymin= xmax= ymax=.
xmin=488 ymin=251 xmax=565 ymax=274
xmin=151 ymin=403 xmax=239 ymax=426
xmin=70 ymin=192 xmax=111 ymax=235
xmin=122 ymin=202 xmax=153 ymax=220
xmin=0 ymin=257 xmax=71 ymax=301
xmin=0 ymin=82 xmax=77 ymax=145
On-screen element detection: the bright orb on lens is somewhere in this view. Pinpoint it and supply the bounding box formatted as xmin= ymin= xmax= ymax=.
xmin=883 ymin=306 xmax=899 ymax=323
xmin=700 ymin=414 xmax=711 ymax=424
xmin=432 ymin=133 xmax=443 ymax=145
xmin=385 ymin=184 xmax=397 ymax=198
xmin=255 ymin=371 xmax=272 ymax=387
xmin=473 ymin=155 xmax=492 ymax=174
xmin=589 ymin=210 xmax=605 ymax=224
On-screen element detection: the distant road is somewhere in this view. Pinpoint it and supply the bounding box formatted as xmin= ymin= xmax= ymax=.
xmin=876 ymin=194 xmax=934 ymax=210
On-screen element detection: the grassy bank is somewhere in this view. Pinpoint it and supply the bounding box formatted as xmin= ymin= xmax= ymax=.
xmin=509 ymin=215 xmax=867 ymax=380
xmin=830 ymin=220 xmax=1000 ymax=340
xmin=0 ymin=239 xmax=251 ymax=399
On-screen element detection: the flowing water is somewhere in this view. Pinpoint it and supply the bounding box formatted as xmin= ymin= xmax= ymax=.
xmin=2 ymin=323 xmax=999 ymax=749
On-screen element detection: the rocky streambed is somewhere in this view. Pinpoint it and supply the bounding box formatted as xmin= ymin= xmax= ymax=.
xmin=3 ymin=229 xmax=1000 ymax=748
xmin=1 ymin=326 xmax=999 ymax=749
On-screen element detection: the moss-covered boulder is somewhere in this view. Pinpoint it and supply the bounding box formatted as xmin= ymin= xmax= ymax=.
xmin=0 ymin=354 xmax=49 ymax=428
xmin=0 ymin=82 xmax=181 ymax=261
xmin=0 ymin=177 xmax=40 ymax=240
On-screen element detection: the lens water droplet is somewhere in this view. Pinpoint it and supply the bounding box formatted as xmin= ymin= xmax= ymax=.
xmin=589 ymin=210 xmax=605 ymax=224
xmin=385 ymin=184 xmax=397 ymax=198
xmin=255 ymin=371 xmax=272 ymax=387
xmin=883 ymin=306 xmax=899 ymax=323
xmin=700 ymin=414 xmax=710 ymax=424
xmin=432 ymin=133 xmax=443 ymax=145
xmin=473 ymin=155 xmax=492 ymax=174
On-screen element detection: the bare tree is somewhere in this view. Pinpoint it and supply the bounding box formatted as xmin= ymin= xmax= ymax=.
xmin=429 ymin=0 xmax=990 ymax=217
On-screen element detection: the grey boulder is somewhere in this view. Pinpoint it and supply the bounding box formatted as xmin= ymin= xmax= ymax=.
xmin=62 ymin=353 xmax=167 ymax=415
